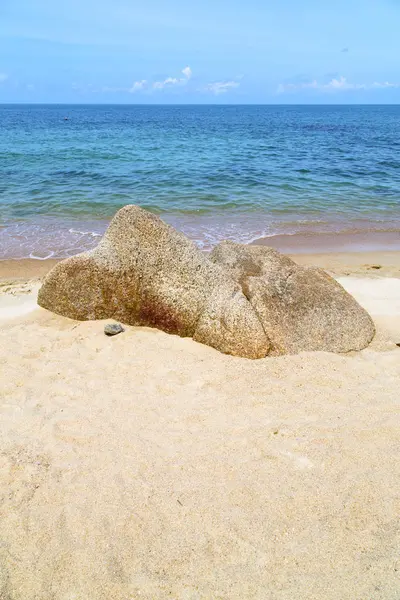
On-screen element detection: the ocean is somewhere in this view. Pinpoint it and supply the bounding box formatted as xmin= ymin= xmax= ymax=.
xmin=1 ymin=104 xmax=400 ymax=259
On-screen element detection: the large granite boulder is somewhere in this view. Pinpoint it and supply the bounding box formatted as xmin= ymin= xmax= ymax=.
xmin=210 ymin=241 xmax=375 ymax=355
xmin=38 ymin=206 xmax=270 ymax=359
xmin=38 ymin=206 xmax=375 ymax=358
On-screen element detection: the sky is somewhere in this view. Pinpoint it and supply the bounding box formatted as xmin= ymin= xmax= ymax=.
xmin=1 ymin=0 xmax=400 ymax=104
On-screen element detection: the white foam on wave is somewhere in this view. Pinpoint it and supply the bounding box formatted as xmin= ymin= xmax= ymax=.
xmin=2 ymin=213 xmax=400 ymax=260
xmin=0 ymin=220 xmax=107 ymax=260
xmin=29 ymin=251 xmax=55 ymax=260
xmin=193 ymin=228 xmax=272 ymax=250
xmin=69 ymin=228 xmax=102 ymax=237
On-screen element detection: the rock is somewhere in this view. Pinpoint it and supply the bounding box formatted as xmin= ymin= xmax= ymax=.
xmin=38 ymin=205 xmax=270 ymax=359
xmin=104 ymin=323 xmax=125 ymax=336
xmin=38 ymin=206 xmax=375 ymax=358
xmin=210 ymin=241 xmax=375 ymax=355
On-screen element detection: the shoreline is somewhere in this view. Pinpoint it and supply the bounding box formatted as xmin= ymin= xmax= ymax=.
xmin=2 ymin=250 xmax=400 ymax=282
xmin=1 ymin=228 xmax=400 ymax=275
xmin=2 ymin=217 xmax=400 ymax=260
xmin=252 ymin=229 xmax=400 ymax=253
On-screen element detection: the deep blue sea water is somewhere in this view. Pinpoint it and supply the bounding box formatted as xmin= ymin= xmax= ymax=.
xmin=1 ymin=104 xmax=400 ymax=258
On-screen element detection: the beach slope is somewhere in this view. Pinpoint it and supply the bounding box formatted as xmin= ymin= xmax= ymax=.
xmin=0 ymin=256 xmax=400 ymax=599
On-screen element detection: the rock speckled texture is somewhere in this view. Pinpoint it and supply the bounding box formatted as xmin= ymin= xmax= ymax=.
xmin=38 ymin=206 xmax=375 ymax=357
xmin=210 ymin=241 xmax=375 ymax=354
xmin=38 ymin=206 xmax=270 ymax=359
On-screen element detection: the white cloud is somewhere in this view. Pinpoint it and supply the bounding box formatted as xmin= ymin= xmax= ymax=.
xmin=152 ymin=81 xmax=163 ymax=90
xmin=277 ymin=76 xmax=400 ymax=93
xmin=26 ymin=84 xmax=34 ymax=91
xmin=325 ymin=76 xmax=365 ymax=90
xmin=164 ymin=77 xmax=179 ymax=85
xmin=371 ymin=81 xmax=400 ymax=89
xmin=97 ymin=66 xmax=193 ymax=95
xmin=129 ymin=79 xmax=147 ymax=92
xmin=153 ymin=67 xmax=192 ymax=90
xmin=204 ymin=81 xmax=240 ymax=95
xmin=0 ymin=73 xmax=8 ymax=83
xmin=182 ymin=66 xmax=192 ymax=80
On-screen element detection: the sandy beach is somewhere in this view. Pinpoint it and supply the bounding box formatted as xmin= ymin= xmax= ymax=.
xmin=1 ymin=251 xmax=400 ymax=599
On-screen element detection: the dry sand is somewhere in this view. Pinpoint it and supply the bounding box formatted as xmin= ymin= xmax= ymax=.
xmin=1 ymin=253 xmax=400 ymax=599
xmin=253 ymin=230 xmax=400 ymax=254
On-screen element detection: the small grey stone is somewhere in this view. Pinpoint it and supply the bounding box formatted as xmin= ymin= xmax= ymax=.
xmin=104 ymin=323 xmax=125 ymax=336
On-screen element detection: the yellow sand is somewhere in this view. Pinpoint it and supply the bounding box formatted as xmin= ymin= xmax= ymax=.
xmin=0 ymin=254 xmax=400 ymax=599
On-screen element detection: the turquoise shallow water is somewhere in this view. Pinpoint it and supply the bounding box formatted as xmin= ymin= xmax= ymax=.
xmin=1 ymin=104 xmax=400 ymax=258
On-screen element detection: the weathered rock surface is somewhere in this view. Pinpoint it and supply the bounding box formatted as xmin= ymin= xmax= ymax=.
xmin=38 ymin=205 xmax=375 ymax=358
xmin=210 ymin=241 xmax=375 ymax=355
xmin=38 ymin=206 xmax=270 ymax=359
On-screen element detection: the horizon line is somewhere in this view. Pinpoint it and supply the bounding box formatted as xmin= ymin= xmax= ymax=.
xmin=1 ymin=102 xmax=400 ymax=107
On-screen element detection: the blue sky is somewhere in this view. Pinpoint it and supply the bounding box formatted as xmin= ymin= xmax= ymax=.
xmin=1 ymin=0 xmax=400 ymax=103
